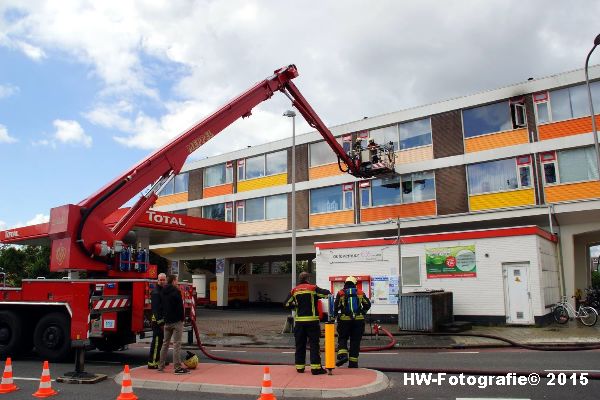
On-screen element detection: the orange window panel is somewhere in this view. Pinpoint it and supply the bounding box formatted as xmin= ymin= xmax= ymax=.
xmin=154 ymin=192 xmax=188 ymax=207
xmin=309 ymin=163 xmax=345 ymax=180
xmin=360 ymin=200 xmax=436 ymax=222
xmin=397 ymin=145 xmax=433 ymax=164
xmin=203 ymin=183 xmax=233 ymax=198
xmin=236 ymin=219 xmax=287 ymax=235
xmin=545 ymin=181 xmax=600 ymax=203
xmin=538 ymin=115 xmax=600 ymax=141
xmin=310 ymin=210 xmax=354 ymax=228
xmin=465 ymin=128 xmax=529 ymax=153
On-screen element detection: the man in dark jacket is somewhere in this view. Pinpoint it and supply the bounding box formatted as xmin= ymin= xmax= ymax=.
xmin=147 ymin=273 xmax=167 ymax=369
xmin=158 ymin=275 xmax=189 ymax=374
xmin=334 ymin=276 xmax=371 ymax=368
xmin=284 ymin=271 xmax=330 ymax=375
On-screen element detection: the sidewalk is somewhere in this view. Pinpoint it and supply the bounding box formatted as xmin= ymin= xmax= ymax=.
xmin=121 ymin=364 xmax=389 ymax=398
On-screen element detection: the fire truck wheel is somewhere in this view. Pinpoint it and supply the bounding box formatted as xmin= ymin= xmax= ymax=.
xmin=33 ymin=312 xmax=72 ymax=362
xmin=0 ymin=310 xmax=23 ymax=358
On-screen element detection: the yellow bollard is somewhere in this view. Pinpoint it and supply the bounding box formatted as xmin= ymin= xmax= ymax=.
xmin=324 ymin=322 xmax=335 ymax=374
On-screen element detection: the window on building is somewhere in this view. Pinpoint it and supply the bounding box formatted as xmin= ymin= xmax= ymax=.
xmin=557 ymin=146 xmax=599 ymax=183
xmin=204 ymin=163 xmax=232 ymax=187
xmin=463 ymin=101 xmax=518 ymax=138
xmin=467 ymin=158 xmax=519 ymax=194
xmin=202 ymin=203 xmax=225 ymax=221
xmin=402 ymin=256 xmax=421 ymax=286
xmin=342 ymin=135 xmax=353 ymax=153
xmin=240 ymin=150 xmax=287 ymax=180
xmin=343 ymin=184 xmax=354 ymax=210
xmin=245 ymin=197 xmax=265 ymax=221
xmin=516 ymin=155 xmax=532 ymax=188
xmin=370 ymin=125 xmax=399 ymax=151
xmin=310 ymin=185 xmax=352 ymax=213
xmin=360 ymin=172 xmax=436 ymax=208
xmin=245 ymin=155 xmax=265 ymax=179
xmin=265 ymin=194 xmax=287 ymax=220
xmin=236 ymin=195 xmax=288 ymax=222
xmin=399 ymin=118 xmax=432 ymax=150
xmin=541 ymin=82 xmax=600 ymax=123
xmin=236 ymin=201 xmax=245 ymax=222
xmin=309 ymin=138 xmax=344 ymax=167
xmin=159 ymin=172 xmax=188 ymax=196
xmin=540 ymin=152 xmax=558 ymax=184
xmin=225 ymin=202 xmax=233 ymax=222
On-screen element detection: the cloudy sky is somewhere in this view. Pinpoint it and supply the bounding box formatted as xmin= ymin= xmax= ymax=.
xmin=0 ymin=0 xmax=599 ymax=230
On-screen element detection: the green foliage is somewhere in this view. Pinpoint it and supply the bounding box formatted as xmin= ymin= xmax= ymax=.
xmin=592 ymin=271 xmax=600 ymax=289
xmin=0 ymin=245 xmax=58 ymax=285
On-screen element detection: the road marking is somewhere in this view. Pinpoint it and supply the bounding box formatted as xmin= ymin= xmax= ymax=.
xmin=545 ymin=369 xmax=600 ymax=372
xmin=282 ymin=351 xmax=295 ymax=354
xmin=87 ymin=360 xmax=122 ymax=364
xmin=13 ymin=377 xmax=50 ymax=381
xmin=437 ymin=351 xmax=479 ymax=354
xmin=361 ymin=352 xmax=397 ymax=355
xmin=211 ymin=349 xmax=247 ymax=353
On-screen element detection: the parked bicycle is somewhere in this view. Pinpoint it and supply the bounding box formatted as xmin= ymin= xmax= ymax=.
xmin=553 ymin=295 xmax=598 ymax=326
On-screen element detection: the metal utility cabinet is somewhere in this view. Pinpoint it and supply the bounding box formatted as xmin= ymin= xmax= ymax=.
xmin=399 ymin=291 xmax=453 ymax=332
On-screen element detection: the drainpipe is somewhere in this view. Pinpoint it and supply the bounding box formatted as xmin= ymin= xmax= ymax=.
xmin=548 ymin=205 xmax=566 ymax=297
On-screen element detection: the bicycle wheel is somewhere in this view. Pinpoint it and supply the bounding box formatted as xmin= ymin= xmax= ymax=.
xmin=579 ymin=306 xmax=598 ymax=327
xmin=553 ymin=305 xmax=569 ymax=324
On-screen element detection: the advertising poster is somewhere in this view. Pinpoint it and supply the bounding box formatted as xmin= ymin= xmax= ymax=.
xmin=426 ymin=245 xmax=476 ymax=278
xmin=370 ymin=275 xmax=399 ymax=304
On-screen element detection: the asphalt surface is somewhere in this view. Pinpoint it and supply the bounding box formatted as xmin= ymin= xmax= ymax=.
xmin=3 ymin=342 xmax=600 ymax=399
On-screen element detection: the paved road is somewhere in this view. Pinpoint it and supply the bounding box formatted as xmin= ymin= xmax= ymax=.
xmin=4 ymin=344 xmax=599 ymax=399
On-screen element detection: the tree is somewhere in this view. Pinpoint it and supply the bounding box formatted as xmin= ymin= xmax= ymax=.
xmin=0 ymin=244 xmax=58 ymax=285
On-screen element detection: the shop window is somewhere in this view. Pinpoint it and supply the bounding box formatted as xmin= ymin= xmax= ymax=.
xmin=202 ymin=203 xmax=225 ymax=221
xmin=310 ymin=185 xmax=351 ymax=214
xmin=401 ymin=256 xmax=421 ymax=286
xmin=204 ymin=163 xmax=232 ymax=187
xmin=399 ymin=118 xmax=432 ymax=150
xmin=467 ymin=158 xmax=520 ymax=194
xmin=309 ymin=137 xmax=344 ymax=167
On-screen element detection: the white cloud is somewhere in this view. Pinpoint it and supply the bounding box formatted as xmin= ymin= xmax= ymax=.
xmin=14 ymin=39 xmax=45 ymax=61
xmin=25 ymin=213 xmax=49 ymax=225
xmin=0 ymin=84 xmax=19 ymax=99
xmin=53 ymin=119 xmax=92 ymax=147
xmin=84 ymin=100 xmax=134 ymax=132
xmin=0 ymin=124 xmax=17 ymax=143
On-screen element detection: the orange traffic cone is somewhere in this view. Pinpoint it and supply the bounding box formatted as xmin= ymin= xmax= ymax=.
xmin=257 ymin=366 xmax=276 ymax=400
xmin=32 ymin=361 xmax=57 ymax=398
xmin=0 ymin=357 xmax=18 ymax=393
xmin=116 ymin=365 xmax=138 ymax=400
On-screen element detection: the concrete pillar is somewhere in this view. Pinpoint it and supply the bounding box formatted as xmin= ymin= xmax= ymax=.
xmin=216 ymin=258 xmax=230 ymax=309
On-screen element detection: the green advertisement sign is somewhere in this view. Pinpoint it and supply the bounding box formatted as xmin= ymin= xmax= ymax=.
xmin=426 ymin=245 xmax=476 ymax=278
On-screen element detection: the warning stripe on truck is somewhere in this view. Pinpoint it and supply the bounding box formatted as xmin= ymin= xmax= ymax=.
xmin=91 ymin=297 xmax=131 ymax=310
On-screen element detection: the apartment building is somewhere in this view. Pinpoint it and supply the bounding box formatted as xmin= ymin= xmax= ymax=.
xmin=150 ymin=66 xmax=600 ymax=322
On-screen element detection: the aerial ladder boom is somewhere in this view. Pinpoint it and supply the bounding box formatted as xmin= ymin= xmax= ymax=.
xmin=48 ymin=65 xmax=393 ymax=273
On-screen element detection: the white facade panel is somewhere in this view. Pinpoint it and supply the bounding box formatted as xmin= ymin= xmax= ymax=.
xmin=315 ymin=232 xmax=558 ymax=323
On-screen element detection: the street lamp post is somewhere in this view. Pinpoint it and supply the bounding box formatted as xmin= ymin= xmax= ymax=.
xmin=584 ymin=33 xmax=600 ymax=179
xmin=283 ymin=110 xmax=297 ymax=289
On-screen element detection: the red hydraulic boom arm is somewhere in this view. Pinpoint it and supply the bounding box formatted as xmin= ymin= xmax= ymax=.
xmin=48 ymin=65 xmax=364 ymax=273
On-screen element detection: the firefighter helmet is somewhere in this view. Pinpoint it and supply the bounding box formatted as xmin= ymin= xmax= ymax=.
xmin=345 ymin=276 xmax=357 ymax=285
xmin=183 ymin=351 xmax=199 ymax=369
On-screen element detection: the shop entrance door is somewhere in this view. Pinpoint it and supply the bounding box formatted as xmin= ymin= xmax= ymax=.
xmin=503 ymin=262 xmax=533 ymax=324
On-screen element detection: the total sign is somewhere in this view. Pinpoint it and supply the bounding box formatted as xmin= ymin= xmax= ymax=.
xmin=146 ymin=211 xmax=186 ymax=227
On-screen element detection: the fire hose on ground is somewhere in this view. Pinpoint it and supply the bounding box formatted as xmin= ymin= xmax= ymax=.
xmin=190 ymin=318 xmax=600 ymax=380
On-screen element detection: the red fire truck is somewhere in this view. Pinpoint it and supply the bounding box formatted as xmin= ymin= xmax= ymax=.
xmin=0 ymin=65 xmax=395 ymax=364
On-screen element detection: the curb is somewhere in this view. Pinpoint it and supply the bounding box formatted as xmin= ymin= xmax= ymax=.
xmin=116 ymin=368 xmax=390 ymax=398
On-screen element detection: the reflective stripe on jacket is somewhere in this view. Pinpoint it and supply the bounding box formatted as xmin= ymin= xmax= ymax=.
xmin=284 ymin=283 xmax=330 ymax=322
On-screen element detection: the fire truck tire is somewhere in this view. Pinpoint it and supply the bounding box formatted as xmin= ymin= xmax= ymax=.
xmin=0 ymin=310 xmax=24 ymax=358
xmin=33 ymin=312 xmax=72 ymax=362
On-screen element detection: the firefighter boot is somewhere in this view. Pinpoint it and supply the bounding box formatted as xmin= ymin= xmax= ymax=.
xmin=348 ymin=357 xmax=358 ymax=368
xmin=336 ymin=354 xmax=348 ymax=367
xmin=311 ymin=367 xmax=327 ymax=375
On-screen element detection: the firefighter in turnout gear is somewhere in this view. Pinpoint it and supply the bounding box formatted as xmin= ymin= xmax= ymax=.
xmin=334 ymin=276 xmax=371 ymax=368
xmin=284 ymin=271 xmax=331 ymax=375
xmin=147 ymin=273 xmax=167 ymax=369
